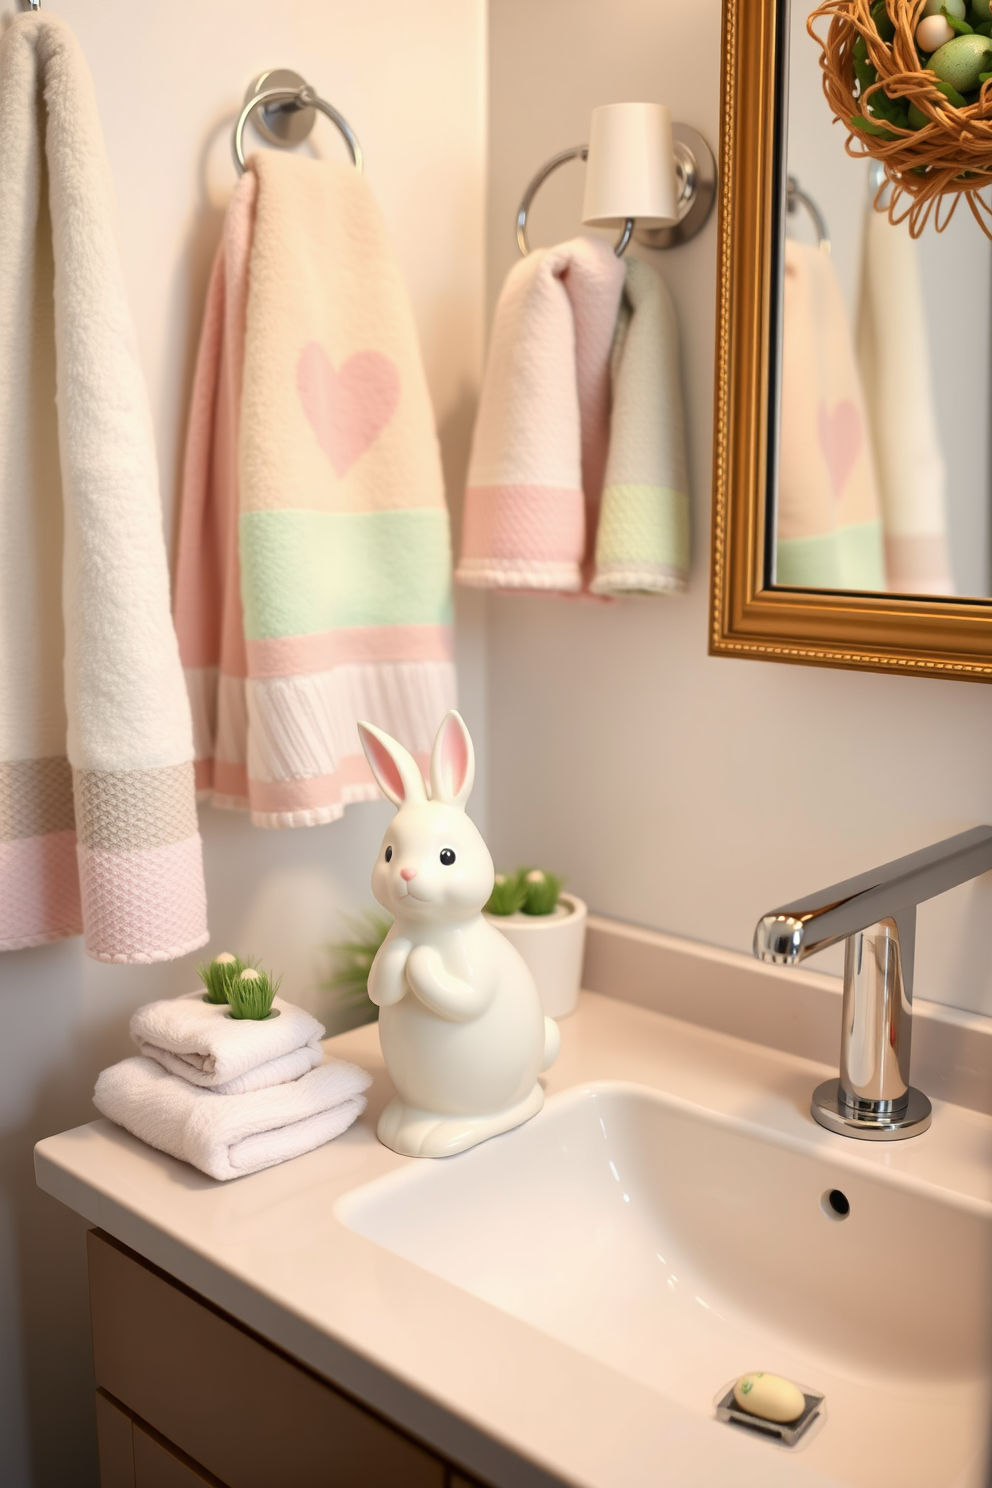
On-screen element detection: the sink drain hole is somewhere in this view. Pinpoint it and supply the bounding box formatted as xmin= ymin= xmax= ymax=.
xmin=821 ymin=1188 xmax=850 ymax=1221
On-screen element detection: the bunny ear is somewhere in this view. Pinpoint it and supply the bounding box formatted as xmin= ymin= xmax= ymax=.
xmin=357 ymin=722 xmax=427 ymax=808
xmin=430 ymin=711 xmax=475 ymax=810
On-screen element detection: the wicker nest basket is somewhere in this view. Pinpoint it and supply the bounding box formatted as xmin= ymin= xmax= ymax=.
xmin=810 ymin=0 xmax=992 ymax=235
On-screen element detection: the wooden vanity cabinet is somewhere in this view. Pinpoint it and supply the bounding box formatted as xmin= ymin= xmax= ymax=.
xmin=87 ymin=1230 xmax=487 ymax=1488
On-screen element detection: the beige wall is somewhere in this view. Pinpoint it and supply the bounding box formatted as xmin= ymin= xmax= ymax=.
xmin=485 ymin=0 xmax=992 ymax=1006
xmin=0 ymin=3 xmax=485 ymax=1482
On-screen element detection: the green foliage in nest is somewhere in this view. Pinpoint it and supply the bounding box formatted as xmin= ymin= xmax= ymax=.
xmin=197 ymin=952 xmax=252 ymax=1004
xmin=322 ymin=912 xmax=392 ymax=1021
xmin=227 ymin=964 xmax=282 ymax=1020
xmin=485 ymin=868 xmax=565 ymax=917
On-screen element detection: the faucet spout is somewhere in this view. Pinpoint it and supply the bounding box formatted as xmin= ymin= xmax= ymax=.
xmin=753 ymin=826 xmax=992 ymax=1140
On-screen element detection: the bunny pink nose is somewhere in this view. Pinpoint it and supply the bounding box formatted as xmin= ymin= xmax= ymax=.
xmin=400 ymin=867 xmax=417 ymax=882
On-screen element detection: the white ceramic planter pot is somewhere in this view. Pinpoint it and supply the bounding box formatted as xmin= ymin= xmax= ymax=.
xmin=485 ymin=894 xmax=588 ymax=1019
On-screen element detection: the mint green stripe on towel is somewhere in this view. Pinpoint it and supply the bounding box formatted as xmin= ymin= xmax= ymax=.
xmin=592 ymin=484 xmax=690 ymax=592
xmin=776 ymin=521 xmax=886 ymax=592
xmin=239 ymin=510 xmax=453 ymax=639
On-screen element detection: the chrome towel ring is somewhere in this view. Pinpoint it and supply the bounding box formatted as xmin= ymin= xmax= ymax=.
xmin=516 ymin=146 xmax=633 ymax=258
xmin=786 ymin=175 xmax=830 ymax=254
xmin=232 ymin=69 xmax=363 ymax=175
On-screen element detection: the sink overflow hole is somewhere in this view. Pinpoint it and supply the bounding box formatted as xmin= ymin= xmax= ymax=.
xmin=820 ymin=1188 xmax=850 ymax=1221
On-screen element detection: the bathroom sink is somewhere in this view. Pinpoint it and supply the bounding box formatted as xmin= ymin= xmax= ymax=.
xmin=338 ymin=1081 xmax=992 ymax=1488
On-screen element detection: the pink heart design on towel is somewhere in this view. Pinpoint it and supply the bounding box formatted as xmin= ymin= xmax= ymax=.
xmin=817 ymin=400 xmax=862 ymax=499
xmin=297 ymin=342 xmax=400 ymax=477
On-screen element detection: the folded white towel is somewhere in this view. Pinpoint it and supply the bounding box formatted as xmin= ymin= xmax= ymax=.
xmin=130 ymin=992 xmax=325 ymax=1091
xmin=94 ymin=1055 xmax=371 ymax=1180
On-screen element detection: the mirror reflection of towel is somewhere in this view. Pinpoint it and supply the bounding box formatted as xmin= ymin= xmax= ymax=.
xmin=777 ymin=239 xmax=886 ymax=590
xmin=857 ymin=211 xmax=954 ymax=597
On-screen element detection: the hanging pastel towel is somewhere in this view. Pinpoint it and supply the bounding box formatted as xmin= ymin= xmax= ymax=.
xmin=455 ymin=237 xmax=626 ymax=593
xmin=776 ymin=239 xmax=887 ymax=591
xmin=0 ymin=13 xmax=208 ymax=961
xmin=856 ymin=209 xmax=954 ymax=596
xmin=590 ymin=256 xmax=690 ymax=595
xmin=174 ymin=153 xmax=456 ymax=827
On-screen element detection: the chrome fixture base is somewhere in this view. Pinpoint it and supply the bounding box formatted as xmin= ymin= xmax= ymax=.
xmin=245 ymin=70 xmax=315 ymax=147
xmin=635 ymin=125 xmax=716 ymax=250
xmin=811 ymin=1079 xmax=932 ymax=1142
xmin=233 ymin=72 xmax=363 ymax=175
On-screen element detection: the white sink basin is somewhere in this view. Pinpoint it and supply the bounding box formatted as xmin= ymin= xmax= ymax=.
xmin=338 ymin=1081 xmax=992 ymax=1488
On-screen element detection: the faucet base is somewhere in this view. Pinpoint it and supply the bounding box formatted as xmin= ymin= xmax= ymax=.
xmin=810 ymin=1079 xmax=932 ymax=1141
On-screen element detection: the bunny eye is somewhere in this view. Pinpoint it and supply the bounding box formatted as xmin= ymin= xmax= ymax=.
xmin=384 ymin=846 xmax=393 ymax=862
xmin=439 ymin=848 xmax=456 ymax=866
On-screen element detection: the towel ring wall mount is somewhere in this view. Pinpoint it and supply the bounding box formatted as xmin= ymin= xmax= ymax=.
xmin=786 ymin=175 xmax=830 ymax=253
xmin=516 ymin=123 xmax=716 ymax=257
xmin=233 ymin=69 xmax=363 ymax=174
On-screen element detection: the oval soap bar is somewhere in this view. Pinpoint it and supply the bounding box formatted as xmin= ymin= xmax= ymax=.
xmin=733 ymin=1372 xmax=805 ymax=1423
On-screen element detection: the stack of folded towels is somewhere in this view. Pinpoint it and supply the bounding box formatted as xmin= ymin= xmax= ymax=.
xmin=94 ymin=976 xmax=370 ymax=1181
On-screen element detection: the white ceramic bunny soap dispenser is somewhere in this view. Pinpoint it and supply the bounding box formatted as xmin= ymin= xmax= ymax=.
xmin=357 ymin=711 xmax=560 ymax=1158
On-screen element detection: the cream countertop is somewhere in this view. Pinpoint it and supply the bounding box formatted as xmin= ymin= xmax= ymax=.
xmin=34 ymin=992 xmax=992 ymax=1488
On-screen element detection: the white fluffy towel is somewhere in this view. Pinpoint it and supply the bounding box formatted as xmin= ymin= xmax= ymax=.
xmin=0 ymin=11 xmax=208 ymax=961
xmin=131 ymin=993 xmax=326 ymax=1093
xmin=94 ymin=1056 xmax=371 ymax=1181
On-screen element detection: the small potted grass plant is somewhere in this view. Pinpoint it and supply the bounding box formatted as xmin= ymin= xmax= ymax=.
xmin=483 ymin=868 xmax=587 ymax=1019
xmin=197 ymin=953 xmax=282 ymax=1019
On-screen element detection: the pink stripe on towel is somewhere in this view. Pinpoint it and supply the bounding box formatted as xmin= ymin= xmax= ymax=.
xmin=460 ymin=484 xmax=586 ymax=565
xmin=0 ymin=831 xmax=82 ymax=950
xmin=246 ymin=624 xmax=454 ymax=679
xmin=78 ymin=836 xmax=209 ymax=964
xmin=456 ymin=237 xmax=625 ymax=594
xmin=248 ymin=752 xmax=431 ymax=827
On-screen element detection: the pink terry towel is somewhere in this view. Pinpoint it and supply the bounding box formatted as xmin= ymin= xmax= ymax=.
xmin=456 ymin=237 xmax=626 ymax=593
xmin=0 ymin=13 xmax=208 ymax=962
xmin=174 ymin=154 xmax=456 ymax=827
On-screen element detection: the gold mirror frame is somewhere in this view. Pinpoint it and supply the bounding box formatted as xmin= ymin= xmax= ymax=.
xmin=710 ymin=0 xmax=992 ymax=682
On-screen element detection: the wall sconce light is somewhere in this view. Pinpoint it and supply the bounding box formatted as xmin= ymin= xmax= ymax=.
xmin=516 ymin=101 xmax=716 ymax=257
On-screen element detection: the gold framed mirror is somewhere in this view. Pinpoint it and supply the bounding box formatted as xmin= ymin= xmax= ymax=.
xmin=710 ymin=0 xmax=992 ymax=681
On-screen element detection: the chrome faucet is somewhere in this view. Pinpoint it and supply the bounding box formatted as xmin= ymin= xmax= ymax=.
xmin=754 ymin=826 xmax=992 ymax=1140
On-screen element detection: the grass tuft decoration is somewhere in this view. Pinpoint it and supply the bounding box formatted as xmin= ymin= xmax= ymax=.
xmin=520 ymin=869 xmax=564 ymax=916
xmin=485 ymin=871 xmax=528 ymax=916
xmin=227 ymin=964 xmax=282 ymax=1020
xmin=197 ymin=952 xmax=250 ymax=1005
xmin=321 ymin=912 xmax=393 ymax=1022
xmin=485 ymin=867 xmax=565 ymax=916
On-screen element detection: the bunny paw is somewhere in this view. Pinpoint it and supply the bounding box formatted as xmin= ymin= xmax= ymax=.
xmin=377 ymin=1086 xmax=546 ymax=1158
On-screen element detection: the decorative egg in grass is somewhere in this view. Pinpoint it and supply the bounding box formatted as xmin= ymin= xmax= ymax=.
xmin=929 ymin=33 xmax=992 ymax=90
xmin=918 ymin=14 xmax=955 ymax=49
xmin=923 ymin=0 xmax=966 ymax=16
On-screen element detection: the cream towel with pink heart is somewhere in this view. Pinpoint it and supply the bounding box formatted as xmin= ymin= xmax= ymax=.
xmin=456 ymin=237 xmax=626 ymax=593
xmin=174 ymin=153 xmax=455 ymax=827
xmin=856 ymin=210 xmax=954 ymax=596
xmin=776 ymin=239 xmax=886 ymax=591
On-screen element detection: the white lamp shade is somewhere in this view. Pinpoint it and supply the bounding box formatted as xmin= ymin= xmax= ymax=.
xmin=581 ymin=102 xmax=678 ymax=229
